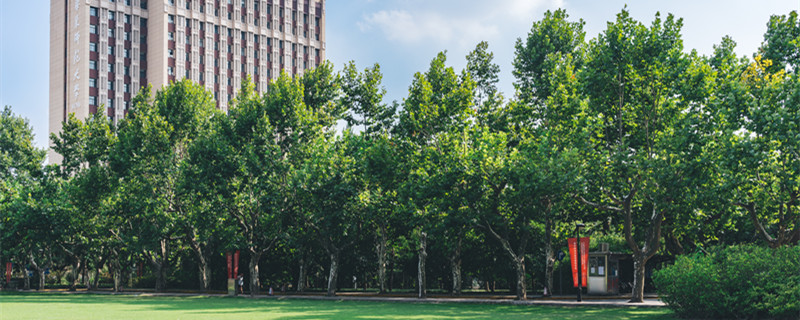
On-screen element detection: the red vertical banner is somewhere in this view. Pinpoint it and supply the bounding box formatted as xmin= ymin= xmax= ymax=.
xmin=6 ymin=262 xmax=12 ymax=283
xmin=233 ymin=250 xmax=240 ymax=276
xmin=568 ymin=237 xmax=590 ymax=287
xmin=226 ymin=252 xmax=233 ymax=279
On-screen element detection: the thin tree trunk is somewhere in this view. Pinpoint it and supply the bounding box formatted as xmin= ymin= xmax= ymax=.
xmin=188 ymin=237 xmax=211 ymax=292
xmin=297 ymin=256 xmax=307 ymax=292
xmin=514 ymin=258 xmax=527 ymax=300
xmin=249 ymin=250 xmax=262 ymax=297
xmin=417 ymin=231 xmax=427 ymax=299
xmin=544 ymin=216 xmax=554 ymax=296
xmin=69 ymin=258 xmax=82 ymax=291
xmin=23 ymin=263 xmax=31 ymax=290
xmin=28 ymin=253 xmax=44 ymax=290
xmin=82 ymin=260 xmax=89 ymax=289
xmin=376 ymin=228 xmax=388 ymax=294
xmin=112 ymin=258 xmax=123 ymax=292
xmin=37 ymin=268 xmax=45 ymax=290
xmin=449 ymin=235 xmax=462 ymax=296
xmin=326 ymin=250 xmax=340 ymax=296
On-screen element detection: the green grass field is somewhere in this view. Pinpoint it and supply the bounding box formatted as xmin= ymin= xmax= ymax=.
xmin=0 ymin=293 xmax=675 ymax=319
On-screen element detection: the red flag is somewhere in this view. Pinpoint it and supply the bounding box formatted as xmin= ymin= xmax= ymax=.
xmin=233 ymin=250 xmax=240 ymax=276
xmin=568 ymin=237 xmax=590 ymax=287
xmin=226 ymin=252 xmax=233 ymax=279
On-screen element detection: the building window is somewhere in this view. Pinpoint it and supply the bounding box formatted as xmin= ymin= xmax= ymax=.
xmin=168 ymin=67 xmax=174 ymax=75
xmin=168 ymin=0 xmax=174 ymax=5
xmin=168 ymin=32 xmax=174 ymax=41
xmin=125 ymin=14 xmax=131 ymax=24
xmin=89 ymin=78 xmax=97 ymax=88
xmin=89 ymin=96 xmax=97 ymax=105
xmin=109 ymin=63 xmax=115 ymax=73
xmin=125 ymin=0 xmax=131 ymax=6
xmin=124 ymin=31 xmax=130 ymax=41
xmin=109 ymin=11 xmax=115 ymax=21
xmin=168 ymin=49 xmax=174 ymax=58
xmin=124 ymin=83 xmax=130 ymax=93
xmin=168 ymin=15 xmax=175 ymax=24
xmin=90 ymin=60 xmax=97 ymax=70
xmin=124 ymin=66 xmax=130 ymax=76
xmin=108 ymin=81 xmax=114 ymax=91
xmin=90 ymin=7 xmax=98 ymax=17
xmin=108 ymin=45 xmax=114 ymax=55
xmin=90 ymin=25 xmax=97 ymax=34
xmin=109 ymin=28 xmax=115 ymax=38
xmin=90 ymin=43 xmax=97 ymax=52
xmin=124 ymin=49 xmax=130 ymax=58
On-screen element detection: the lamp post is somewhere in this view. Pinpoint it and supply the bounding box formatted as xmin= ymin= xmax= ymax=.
xmin=576 ymin=223 xmax=585 ymax=302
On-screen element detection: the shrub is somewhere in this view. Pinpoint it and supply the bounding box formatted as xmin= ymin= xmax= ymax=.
xmin=653 ymin=244 xmax=800 ymax=319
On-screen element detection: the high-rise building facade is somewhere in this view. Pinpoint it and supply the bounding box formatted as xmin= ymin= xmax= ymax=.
xmin=49 ymin=0 xmax=326 ymax=162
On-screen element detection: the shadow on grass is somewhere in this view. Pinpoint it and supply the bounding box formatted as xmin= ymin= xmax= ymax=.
xmin=0 ymin=292 xmax=676 ymax=320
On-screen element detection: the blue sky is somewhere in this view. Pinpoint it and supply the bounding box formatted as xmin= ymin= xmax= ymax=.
xmin=1 ymin=0 xmax=798 ymax=150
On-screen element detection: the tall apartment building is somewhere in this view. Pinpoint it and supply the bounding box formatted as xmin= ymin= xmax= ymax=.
xmin=49 ymin=0 xmax=326 ymax=162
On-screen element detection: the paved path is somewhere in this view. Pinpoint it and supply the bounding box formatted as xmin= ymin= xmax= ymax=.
xmin=20 ymin=289 xmax=666 ymax=308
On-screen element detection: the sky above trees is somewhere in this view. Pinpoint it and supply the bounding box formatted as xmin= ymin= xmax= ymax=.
xmin=1 ymin=0 xmax=797 ymax=152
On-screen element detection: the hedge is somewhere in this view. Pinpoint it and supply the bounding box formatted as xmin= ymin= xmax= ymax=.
xmin=653 ymin=244 xmax=799 ymax=319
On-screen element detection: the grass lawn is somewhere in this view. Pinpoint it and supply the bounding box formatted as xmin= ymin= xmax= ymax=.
xmin=0 ymin=292 xmax=675 ymax=319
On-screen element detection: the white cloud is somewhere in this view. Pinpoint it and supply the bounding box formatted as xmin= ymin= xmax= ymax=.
xmin=357 ymin=0 xmax=560 ymax=48
xmin=359 ymin=10 xmax=499 ymax=47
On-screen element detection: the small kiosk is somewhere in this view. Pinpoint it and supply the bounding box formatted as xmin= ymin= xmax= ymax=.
xmin=587 ymin=244 xmax=623 ymax=295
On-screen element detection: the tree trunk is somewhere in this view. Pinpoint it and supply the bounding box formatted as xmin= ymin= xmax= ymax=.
xmin=326 ymin=251 xmax=340 ymax=296
xmin=69 ymin=259 xmax=82 ymax=291
xmin=37 ymin=268 xmax=45 ymax=290
xmin=148 ymin=238 xmax=169 ymax=293
xmin=28 ymin=254 xmax=44 ymax=290
xmin=187 ymin=233 xmax=211 ymax=292
xmin=449 ymin=235 xmax=462 ymax=295
xmin=249 ymin=250 xmax=262 ymax=297
xmin=82 ymin=260 xmax=90 ymax=289
xmin=23 ymin=264 xmax=31 ymax=290
xmin=630 ymin=254 xmax=648 ymax=302
xmin=514 ymin=257 xmax=527 ymax=300
xmin=376 ymin=228 xmax=388 ymax=294
xmin=112 ymin=259 xmax=123 ymax=292
xmin=151 ymin=260 xmax=165 ymax=292
xmin=297 ymin=257 xmax=307 ymax=292
xmin=544 ymin=216 xmax=555 ymax=296
xmin=417 ymin=231 xmax=427 ymax=299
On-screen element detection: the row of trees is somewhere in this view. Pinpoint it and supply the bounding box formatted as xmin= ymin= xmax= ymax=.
xmin=2 ymin=9 xmax=798 ymax=302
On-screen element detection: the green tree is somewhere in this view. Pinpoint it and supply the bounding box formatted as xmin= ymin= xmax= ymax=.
xmin=296 ymin=133 xmax=362 ymax=296
xmin=578 ymin=10 xmax=711 ymax=302
xmin=760 ymin=11 xmax=800 ymax=73
xmin=513 ymin=9 xmax=585 ymax=108
xmin=110 ymin=80 xmax=218 ymax=292
xmin=394 ymin=52 xmax=475 ymax=298
xmin=340 ymin=62 xmax=395 ymax=136
xmin=720 ymin=56 xmax=800 ymax=247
